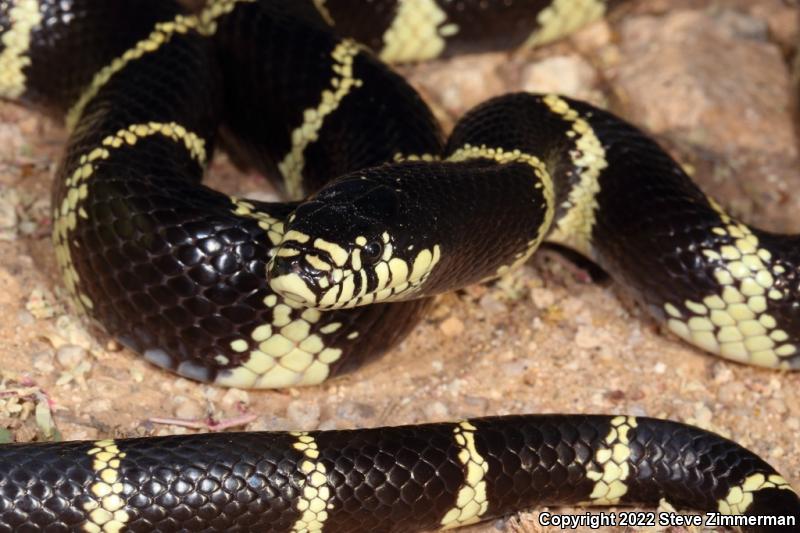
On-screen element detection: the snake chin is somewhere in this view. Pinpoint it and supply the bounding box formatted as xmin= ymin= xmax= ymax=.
xmin=268 ymin=262 xmax=321 ymax=307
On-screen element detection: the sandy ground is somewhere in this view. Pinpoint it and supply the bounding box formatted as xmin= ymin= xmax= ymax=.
xmin=0 ymin=1 xmax=799 ymax=532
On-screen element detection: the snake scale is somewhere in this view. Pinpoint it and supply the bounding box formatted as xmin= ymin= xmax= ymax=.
xmin=0 ymin=0 xmax=799 ymax=530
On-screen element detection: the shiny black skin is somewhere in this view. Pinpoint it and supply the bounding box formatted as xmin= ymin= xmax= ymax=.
xmin=2 ymin=416 xmax=798 ymax=532
xmin=44 ymin=0 xmax=440 ymax=382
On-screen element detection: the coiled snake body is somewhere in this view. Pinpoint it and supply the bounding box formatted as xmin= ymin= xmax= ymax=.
xmin=0 ymin=0 xmax=799 ymax=531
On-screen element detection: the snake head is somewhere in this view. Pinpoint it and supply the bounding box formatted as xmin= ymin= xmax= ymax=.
xmin=268 ymin=174 xmax=441 ymax=310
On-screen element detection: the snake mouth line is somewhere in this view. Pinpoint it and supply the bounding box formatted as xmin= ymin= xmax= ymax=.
xmin=269 ymin=274 xmax=318 ymax=305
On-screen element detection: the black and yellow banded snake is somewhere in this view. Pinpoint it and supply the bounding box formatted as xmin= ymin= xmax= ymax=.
xmin=0 ymin=0 xmax=799 ymax=531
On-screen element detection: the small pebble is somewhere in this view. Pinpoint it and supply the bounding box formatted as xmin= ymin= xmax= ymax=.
xmin=629 ymin=405 xmax=648 ymax=417
xmin=0 ymin=193 xmax=18 ymax=240
xmin=30 ymin=350 xmax=55 ymax=374
xmin=479 ymin=293 xmax=507 ymax=315
xmin=16 ymin=310 xmax=34 ymax=327
xmin=693 ymin=404 xmax=713 ymax=427
xmin=501 ymin=360 xmax=528 ymax=377
xmin=56 ymin=344 xmax=87 ymax=368
xmin=439 ymin=316 xmax=464 ymax=337
xmin=335 ymin=401 xmax=376 ymax=423
xmin=17 ymin=220 xmax=37 ymax=236
xmin=530 ymin=288 xmax=556 ymax=309
xmin=286 ymin=399 xmax=320 ymax=429
xmin=574 ymin=325 xmax=603 ymax=349
xmin=462 ymin=395 xmax=489 ymax=412
xmin=767 ymin=398 xmax=787 ymax=415
xmin=220 ymin=388 xmax=249 ymax=407
xmin=423 ymin=401 xmax=449 ymax=420
xmin=173 ymin=397 xmax=205 ymax=420
xmin=521 ymin=54 xmax=598 ymax=99
xmin=317 ymin=419 xmax=337 ymax=431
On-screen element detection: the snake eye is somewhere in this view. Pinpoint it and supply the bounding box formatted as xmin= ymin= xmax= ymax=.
xmin=361 ymin=240 xmax=383 ymax=264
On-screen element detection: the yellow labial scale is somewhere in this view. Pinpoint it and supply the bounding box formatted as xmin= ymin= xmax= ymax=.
xmin=336 ymin=275 xmax=356 ymax=305
xmin=524 ymin=0 xmax=606 ymax=48
xmin=664 ymin=303 xmax=682 ymax=318
xmin=83 ymin=441 xmax=130 ymax=532
xmin=374 ymin=261 xmax=390 ymax=291
xmin=440 ymin=421 xmax=489 ymax=529
xmin=276 ymin=248 xmax=300 ymax=258
xmin=584 ymin=416 xmax=636 ymax=505
xmin=0 ymin=0 xmax=43 ymax=98
xmin=410 ymin=249 xmax=434 ymax=282
xmin=279 ymin=39 xmax=363 ymax=199
xmin=307 ymin=254 xmax=332 ymax=272
xmin=284 ymin=230 xmax=310 ymax=244
xmin=313 ymin=238 xmax=348 ymax=266
xmin=379 ymin=0 xmax=454 ymax=63
xmin=388 ymin=257 xmax=409 ymax=283
xmin=269 ymin=274 xmax=317 ymax=306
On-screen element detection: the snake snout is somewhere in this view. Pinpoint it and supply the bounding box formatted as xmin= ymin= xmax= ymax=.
xmin=268 ymin=249 xmax=330 ymax=306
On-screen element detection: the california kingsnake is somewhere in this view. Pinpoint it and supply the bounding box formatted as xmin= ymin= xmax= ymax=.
xmin=0 ymin=0 xmax=799 ymax=531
